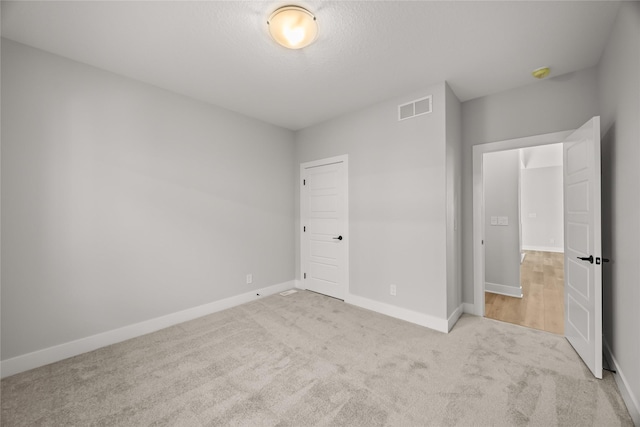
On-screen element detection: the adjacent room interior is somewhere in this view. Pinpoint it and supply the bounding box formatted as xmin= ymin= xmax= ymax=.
xmin=1 ymin=1 xmax=639 ymax=425
xmin=484 ymin=144 xmax=565 ymax=335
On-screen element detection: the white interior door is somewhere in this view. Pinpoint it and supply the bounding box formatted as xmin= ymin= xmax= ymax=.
xmin=301 ymin=156 xmax=348 ymax=300
xmin=563 ymin=116 xmax=602 ymax=379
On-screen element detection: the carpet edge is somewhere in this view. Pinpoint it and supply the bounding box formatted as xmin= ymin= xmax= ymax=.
xmin=345 ymin=293 xmax=448 ymax=333
xmin=0 ymin=280 xmax=296 ymax=379
xmin=604 ymin=339 xmax=640 ymax=426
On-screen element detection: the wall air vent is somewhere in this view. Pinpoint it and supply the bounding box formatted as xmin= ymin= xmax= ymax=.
xmin=398 ymin=95 xmax=432 ymax=121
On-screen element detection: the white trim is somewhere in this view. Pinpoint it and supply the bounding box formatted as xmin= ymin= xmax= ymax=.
xmin=518 ymin=151 xmax=523 ymax=256
xmin=522 ymin=245 xmax=564 ymax=253
xmin=294 ymin=279 xmax=304 ymax=289
xmin=447 ymin=304 xmax=464 ymax=332
xmin=345 ymin=293 xmax=448 ymax=333
xmin=300 ymin=154 xmax=348 ymax=169
xmin=300 ymin=155 xmax=349 ymax=301
xmin=604 ymin=340 xmax=640 ymax=425
xmin=485 ymin=282 xmax=523 ymax=298
xmin=462 ymin=303 xmax=476 ymax=314
xmin=0 ymin=281 xmax=295 ymax=379
xmin=473 ymin=130 xmax=573 ymax=318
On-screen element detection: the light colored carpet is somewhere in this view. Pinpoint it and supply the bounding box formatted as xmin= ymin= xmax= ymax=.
xmin=1 ymin=290 xmax=633 ymax=426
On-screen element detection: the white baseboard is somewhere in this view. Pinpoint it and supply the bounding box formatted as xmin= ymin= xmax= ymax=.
xmin=345 ymin=293 xmax=448 ymax=333
xmin=485 ymin=282 xmax=523 ymax=298
xmin=447 ymin=304 xmax=464 ymax=332
xmin=522 ymin=245 xmax=564 ymax=253
xmin=603 ymin=340 xmax=640 ymax=426
xmin=0 ymin=280 xmax=296 ymax=379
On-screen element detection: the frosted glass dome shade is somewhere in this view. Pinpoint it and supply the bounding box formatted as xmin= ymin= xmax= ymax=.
xmin=268 ymin=6 xmax=318 ymax=49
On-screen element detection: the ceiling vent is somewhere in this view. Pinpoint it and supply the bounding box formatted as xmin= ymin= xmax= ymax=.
xmin=398 ymin=95 xmax=432 ymax=121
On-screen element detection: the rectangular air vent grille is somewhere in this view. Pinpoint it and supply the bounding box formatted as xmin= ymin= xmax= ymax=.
xmin=398 ymin=95 xmax=432 ymax=121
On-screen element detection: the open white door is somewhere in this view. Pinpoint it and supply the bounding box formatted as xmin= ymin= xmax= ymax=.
xmin=300 ymin=156 xmax=348 ymax=300
xmin=563 ymin=116 xmax=602 ymax=379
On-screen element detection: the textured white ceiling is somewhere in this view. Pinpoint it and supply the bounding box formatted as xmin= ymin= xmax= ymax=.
xmin=1 ymin=1 xmax=620 ymax=130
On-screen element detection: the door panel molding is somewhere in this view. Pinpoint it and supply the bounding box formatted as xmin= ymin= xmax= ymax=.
xmin=562 ymin=116 xmax=602 ymax=379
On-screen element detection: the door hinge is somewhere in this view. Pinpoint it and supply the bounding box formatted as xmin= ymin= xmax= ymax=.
xmin=303 ymin=179 xmax=306 ymax=186
xmin=303 ymin=226 xmax=306 ymax=232
xmin=304 ymin=273 xmax=306 ymax=279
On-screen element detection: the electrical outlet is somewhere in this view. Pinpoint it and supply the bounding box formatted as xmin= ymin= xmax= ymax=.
xmin=246 ymin=274 xmax=253 ymax=284
xmin=390 ymin=284 xmax=397 ymax=296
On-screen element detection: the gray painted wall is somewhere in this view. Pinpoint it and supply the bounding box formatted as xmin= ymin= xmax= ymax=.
xmin=483 ymin=150 xmax=521 ymax=291
xmin=521 ymin=166 xmax=564 ymax=251
xmin=295 ymin=83 xmax=450 ymax=319
xmin=461 ymin=67 xmax=600 ymax=303
xmin=597 ymin=1 xmax=640 ymax=419
xmin=1 ymin=40 xmax=296 ymax=360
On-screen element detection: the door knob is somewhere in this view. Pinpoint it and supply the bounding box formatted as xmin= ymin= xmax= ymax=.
xmin=333 ymin=235 xmax=343 ymax=241
xmin=577 ymin=255 xmax=594 ymax=264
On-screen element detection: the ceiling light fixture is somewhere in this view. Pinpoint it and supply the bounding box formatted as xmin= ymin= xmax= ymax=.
xmin=532 ymin=66 xmax=551 ymax=79
xmin=267 ymin=6 xmax=318 ymax=49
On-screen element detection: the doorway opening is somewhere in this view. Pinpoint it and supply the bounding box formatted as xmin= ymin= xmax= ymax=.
xmin=473 ymin=118 xmax=603 ymax=379
xmin=483 ymin=143 xmax=565 ymax=334
xmin=472 ymin=130 xmax=572 ymax=320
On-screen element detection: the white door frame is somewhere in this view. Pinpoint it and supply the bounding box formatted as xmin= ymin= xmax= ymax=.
xmin=300 ymin=155 xmax=349 ymax=298
xmin=472 ymin=130 xmax=572 ymax=316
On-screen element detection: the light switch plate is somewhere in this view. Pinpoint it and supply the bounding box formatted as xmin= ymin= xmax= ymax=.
xmin=498 ymin=216 xmax=509 ymax=226
xmin=490 ymin=216 xmax=498 ymax=226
